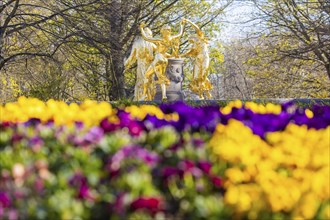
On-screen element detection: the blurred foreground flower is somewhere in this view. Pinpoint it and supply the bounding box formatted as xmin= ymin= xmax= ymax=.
xmin=0 ymin=97 xmax=329 ymax=219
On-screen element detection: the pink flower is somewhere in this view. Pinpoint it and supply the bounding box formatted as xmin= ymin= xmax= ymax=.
xmin=179 ymin=160 xmax=195 ymax=172
xmin=179 ymin=160 xmax=203 ymax=177
xmin=78 ymin=184 xmax=90 ymax=200
xmin=34 ymin=178 xmax=44 ymax=193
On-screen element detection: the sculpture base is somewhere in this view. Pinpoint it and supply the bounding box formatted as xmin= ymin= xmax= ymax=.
xmin=154 ymin=58 xmax=184 ymax=102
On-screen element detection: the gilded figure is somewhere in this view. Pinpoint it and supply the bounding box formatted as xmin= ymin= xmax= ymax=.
xmin=124 ymin=28 xmax=156 ymax=101
xmin=140 ymin=19 xmax=186 ymax=101
xmin=181 ymin=18 xmax=212 ymax=99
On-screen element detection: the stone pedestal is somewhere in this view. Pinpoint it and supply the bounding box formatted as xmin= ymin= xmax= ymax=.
xmin=154 ymin=58 xmax=184 ymax=101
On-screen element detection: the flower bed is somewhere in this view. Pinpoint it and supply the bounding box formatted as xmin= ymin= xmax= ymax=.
xmin=0 ymin=97 xmax=329 ymax=219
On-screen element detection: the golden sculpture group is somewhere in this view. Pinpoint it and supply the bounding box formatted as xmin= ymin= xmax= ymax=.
xmin=125 ymin=18 xmax=212 ymax=101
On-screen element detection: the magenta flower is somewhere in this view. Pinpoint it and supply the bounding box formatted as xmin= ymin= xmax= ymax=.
xmin=197 ymin=161 xmax=212 ymax=174
xmin=117 ymin=111 xmax=144 ymax=136
xmin=100 ymin=118 xmax=119 ymax=133
xmin=78 ymin=184 xmax=90 ymax=200
xmin=161 ymin=167 xmax=183 ymax=180
xmin=127 ymin=121 xmax=144 ymax=136
xmin=69 ymin=173 xmax=94 ymax=201
xmin=0 ymin=192 xmax=11 ymax=208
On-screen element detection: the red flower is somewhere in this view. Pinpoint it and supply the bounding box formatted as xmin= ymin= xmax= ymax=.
xmin=211 ymin=176 xmax=222 ymax=188
xmin=130 ymin=197 xmax=163 ymax=215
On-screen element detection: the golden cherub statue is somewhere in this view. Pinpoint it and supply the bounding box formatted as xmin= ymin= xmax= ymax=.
xmin=180 ymin=18 xmax=212 ymax=99
xmin=140 ymin=19 xmax=186 ymax=101
xmin=126 ymin=18 xmax=213 ymax=101
xmin=124 ymin=27 xmax=156 ymax=101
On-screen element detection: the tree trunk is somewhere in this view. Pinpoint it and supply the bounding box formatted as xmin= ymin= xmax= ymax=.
xmin=0 ymin=1 xmax=4 ymax=71
xmin=326 ymin=63 xmax=330 ymax=80
xmin=108 ymin=0 xmax=126 ymax=100
xmin=109 ymin=50 xmax=126 ymax=100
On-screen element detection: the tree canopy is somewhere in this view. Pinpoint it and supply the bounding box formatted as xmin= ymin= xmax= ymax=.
xmin=1 ymin=0 xmax=329 ymax=101
xmin=1 ymin=0 xmax=231 ymax=101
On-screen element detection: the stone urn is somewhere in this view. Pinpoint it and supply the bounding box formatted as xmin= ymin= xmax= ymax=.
xmin=154 ymin=58 xmax=184 ymax=101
